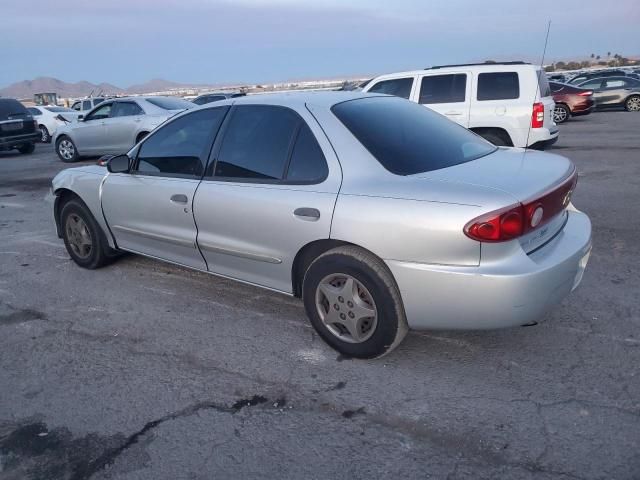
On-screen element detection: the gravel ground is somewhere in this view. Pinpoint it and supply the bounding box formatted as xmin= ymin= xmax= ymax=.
xmin=0 ymin=110 xmax=639 ymax=479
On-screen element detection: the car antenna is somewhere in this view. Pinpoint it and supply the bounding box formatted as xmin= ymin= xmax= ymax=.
xmin=524 ymin=20 xmax=552 ymax=153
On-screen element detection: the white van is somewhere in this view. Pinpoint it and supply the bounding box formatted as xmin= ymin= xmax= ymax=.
xmin=362 ymin=62 xmax=558 ymax=149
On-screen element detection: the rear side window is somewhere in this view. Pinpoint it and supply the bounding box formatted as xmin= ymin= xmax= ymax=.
xmin=477 ymin=72 xmax=520 ymax=100
xmin=419 ymin=74 xmax=466 ymax=104
xmin=286 ymin=124 xmax=328 ymax=183
xmin=136 ymin=107 xmax=228 ymax=177
xmin=112 ymin=102 xmax=144 ymax=117
xmin=604 ymin=79 xmax=626 ymax=88
xmin=549 ymin=83 xmax=564 ymax=93
xmin=368 ymin=78 xmax=413 ymax=99
xmin=332 ymin=97 xmax=496 ymax=176
xmin=212 ymin=105 xmax=299 ymax=180
xmin=579 ymin=79 xmax=603 ymax=89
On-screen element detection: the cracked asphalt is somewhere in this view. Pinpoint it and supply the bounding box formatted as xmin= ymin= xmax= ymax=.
xmin=1 ymin=110 xmax=639 ymax=479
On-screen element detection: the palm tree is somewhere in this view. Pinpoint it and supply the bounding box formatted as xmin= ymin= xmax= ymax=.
xmin=607 ymin=51 xmax=611 ymax=61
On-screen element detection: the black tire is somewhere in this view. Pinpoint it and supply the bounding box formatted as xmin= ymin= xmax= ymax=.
xmin=302 ymin=246 xmax=408 ymax=359
xmin=39 ymin=125 xmax=51 ymax=143
xmin=479 ymin=131 xmax=510 ymax=147
xmin=60 ymin=199 xmax=115 ymax=269
xmin=17 ymin=143 xmax=35 ymax=154
xmin=56 ymin=135 xmax=79 ymax=163
xmin=553 ymin=104 xmax=571 ymax=124
xmin=625 ymin=95 xmax=640 ymax=112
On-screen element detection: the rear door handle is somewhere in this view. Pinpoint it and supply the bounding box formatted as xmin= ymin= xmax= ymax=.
xmin=294 ymin=208 xmax=320 ymax=221
xmin=170 ymin=194 xmax=189 ymax=204
xmin=445 ymin=111 xmax=462 ymax=115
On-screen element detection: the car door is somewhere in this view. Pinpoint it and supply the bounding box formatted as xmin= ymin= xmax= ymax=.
xmin=101 ymin=107 xmax=229 ymax=269
xmin=102 ymin=101 xmax=146 ymax=153
xmin=416 ymin=72 xmax=470 ymax=126
xmin=193 ymin=104 xmax=342 ymax=293
xmin=600 ymin=78 xmax=629 ymax=105
xmin=71 ymin=102 xmax=112 ymax=153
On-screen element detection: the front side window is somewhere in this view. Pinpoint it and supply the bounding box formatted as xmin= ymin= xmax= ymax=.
xmin=368 ymin=78 xmax=413 ymax=99
xmin=112 ymin=102 xmax=144 ymax=117
xmin=212 ymin=105 xmax=299 ymax=180
xmin=419 ymin=74 xmax=466 ymax=104
xmin=85 ymin=103 xmax=112 ymax=121
xmin=332 ymin=96 xmax=496 ymax=176
xmin=477 ymin=72 xmax=520 ymax=100
xmin=135 ymin=107 xmax=228 ymax=177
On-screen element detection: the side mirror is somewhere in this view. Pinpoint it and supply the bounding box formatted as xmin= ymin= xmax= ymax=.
xmin=77 ymin=114 xmax=84 ymax=121
xmin=107 ymin=154 xmax=131 ymax=173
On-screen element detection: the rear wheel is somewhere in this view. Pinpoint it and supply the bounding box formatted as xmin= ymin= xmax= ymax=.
xmin=625 ymin=95 xmax=640 ymax=112
xmin=478 ymin=131 xmax=510 ymax=147
xmin=56 ymin=136 xmax=79 ymax=162
xmin=60 ymin=199 xmax=114 ymax=269
xmin=553 ymin=104 xmax=571 ymax=124
xmin=302 ymin=246 xmax=408 ymax=359
xmin=39 ymin=125 xmax=51 ymax=143
xmin=17 ymin=143 xmax=35 ymax=154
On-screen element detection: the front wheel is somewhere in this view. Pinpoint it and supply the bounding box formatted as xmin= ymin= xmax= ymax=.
xmin=625 ymin=95 xmax=640 ymax=112
xmin=553 ymin=104 xmax=571 ymax=124
xmin=302 ymin=246 xmax=408 ymax=359
xmin=17 ymin=143 xmax=35 ymax=154
xmin=60 ymin=199 xmax=114 ymax=269
xmin=56 ymin=136 xmax=79 ymax=162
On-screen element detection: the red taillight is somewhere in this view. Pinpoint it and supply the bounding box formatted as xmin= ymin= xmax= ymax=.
xmin=531 ymin=102 xmax=544 ymax=128
xmin=577 ymin=90 xmax=593 ymax=96
xmin=464 ymin=169 xmax=578 ymax=243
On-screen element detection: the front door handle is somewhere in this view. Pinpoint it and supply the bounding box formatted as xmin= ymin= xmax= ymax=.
xmin=170 ymin=194 xmax=188 ymax=204
xmin=294 ymin=208 xmax=320 ymax=221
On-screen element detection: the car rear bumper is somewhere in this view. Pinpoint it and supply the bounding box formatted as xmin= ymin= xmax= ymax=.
xmin=0 ymin=132 xmax=40 ymax=148
xmin=386 ymin=209 xmax=592 ymax=330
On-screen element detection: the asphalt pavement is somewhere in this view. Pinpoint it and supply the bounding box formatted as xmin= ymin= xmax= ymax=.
xmin=0 ymin=111 xmax=639 ymax=479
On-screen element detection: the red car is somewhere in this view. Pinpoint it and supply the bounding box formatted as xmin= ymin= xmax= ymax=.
xmin=550 ymin=82 xmax=595 ymax=124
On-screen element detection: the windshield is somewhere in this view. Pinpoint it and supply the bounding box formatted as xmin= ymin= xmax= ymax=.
xmin=146 ymin=97 xmax=194 ymax=110
xmin=332 ymin=96 xmax=496 ymax=176
xmin=45 ymin=106 xmax=75 ymax=113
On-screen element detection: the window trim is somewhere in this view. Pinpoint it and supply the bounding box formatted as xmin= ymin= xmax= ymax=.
xmin=129 ymin=106 xmax=230 ymax=180
xmin=202 ymin=104 xmax=329 ymax=186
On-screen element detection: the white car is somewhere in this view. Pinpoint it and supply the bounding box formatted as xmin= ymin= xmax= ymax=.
xmin=362 ymin=62 xmax=559 ymax=149
xmin=27 ymin=106 xmax=82 ymax=143
xmin=54 ymin=96 xmax=194 ymax=162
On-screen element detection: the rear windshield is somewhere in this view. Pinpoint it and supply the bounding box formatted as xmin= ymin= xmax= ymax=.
xmin=332 ymin=97 xmax=496 ymax=176
xmin=146 ymin=97 xmax=193 ymax=110
xmin=0 ymin=99 xmax=29 ymax=120
xmin=45 ymin=106 xmax=74 ymax=113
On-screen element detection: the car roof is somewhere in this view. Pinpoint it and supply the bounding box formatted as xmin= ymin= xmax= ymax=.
xmin=369 ymin=63 xmax=541 ymax=81
xmin=204 ymin=90 xmax=384 ymax=108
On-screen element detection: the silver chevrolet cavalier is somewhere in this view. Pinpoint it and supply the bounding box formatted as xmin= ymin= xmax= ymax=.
xmin=51 ymin=92 xmax=592 ymax=358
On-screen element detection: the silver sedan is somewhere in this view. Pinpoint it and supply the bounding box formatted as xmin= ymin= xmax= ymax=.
xmin=51 ymin=92 xmax=592 ymax=358
xmin=54 ymin=96 xmax=194 ymax=162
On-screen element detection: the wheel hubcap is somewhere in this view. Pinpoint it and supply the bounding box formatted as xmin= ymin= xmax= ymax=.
xmin=628 ymin=97 xmax=640 ymax=111
xmin=315 ymin=274 xmax=378 ymax=343
xmin=59 ymin=140 xmax=74 ymax=159
xmin=65 ymin=214 xmax=92 ymax=259
xmin=553 ymin=106 xmax=567 ymax=122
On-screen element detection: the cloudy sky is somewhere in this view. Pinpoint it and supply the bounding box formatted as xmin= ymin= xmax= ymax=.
xmin=1 ymin=0 xmax=638 ymax=87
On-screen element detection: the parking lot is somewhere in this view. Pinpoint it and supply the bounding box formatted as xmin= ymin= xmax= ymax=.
xmin=0 ymin=110 xmax=639 ymax=479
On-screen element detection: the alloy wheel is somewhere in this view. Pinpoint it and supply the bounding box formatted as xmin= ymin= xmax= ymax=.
xmin=553 ymin=105 xmax=568 ymax=123
xmin=39 ymin=126 xmax=49 ymax=142
xmin=59 ymin=139 xmax=75 ymax=160
xmin=627 ymin=96 xmax=640 ymax=112
xmin=65 ymin=213 xmax=92 ymax=259
xmin=315 ymin=273 xmax=378 ymax=343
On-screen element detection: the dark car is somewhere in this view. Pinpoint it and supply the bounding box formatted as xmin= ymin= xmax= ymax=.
xmin=191 ymin=92 xmax=246 ymax=105
xmin=0 ymin=98 xmax=39 ymax=154
xmin=549 ymin=82 xmax=595 ymax=123
xmin=568 ymin=69 xmax=629 ymax=85
xmin=577 ymin=77 xmax=640 ymax=112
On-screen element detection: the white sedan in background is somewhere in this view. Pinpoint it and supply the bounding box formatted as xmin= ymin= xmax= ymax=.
xmin=54 ymin=96 xmax=194 ymax=162
xmin=27 ymin=106 xmax=82 ymax=143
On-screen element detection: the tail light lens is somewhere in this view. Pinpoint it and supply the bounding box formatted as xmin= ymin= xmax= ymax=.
xmin=577 ymin=90 xmax=593 ymax=96
xmin=464 ymin=169 xmax=578 ymax=242
xmin=531 ymin=102 xmax=544 ymax=128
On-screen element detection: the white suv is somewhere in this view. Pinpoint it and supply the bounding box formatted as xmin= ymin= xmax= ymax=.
xmin=362 ymin=62 xmax=558 ymax=149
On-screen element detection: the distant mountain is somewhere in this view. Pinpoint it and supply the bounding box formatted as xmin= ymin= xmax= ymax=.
xmin=0 ymin=77 xmax=208 ymax=99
